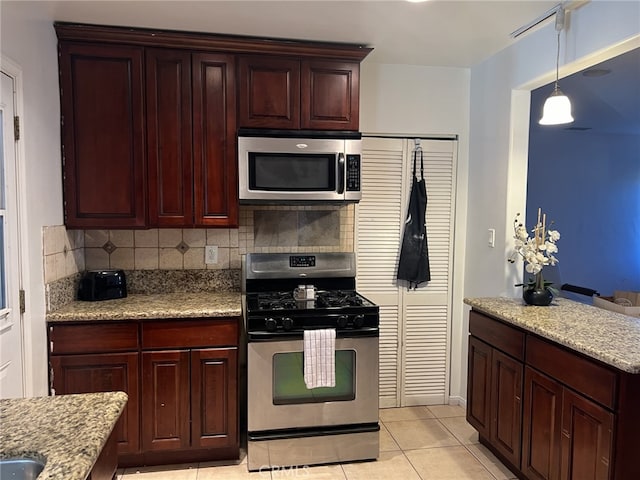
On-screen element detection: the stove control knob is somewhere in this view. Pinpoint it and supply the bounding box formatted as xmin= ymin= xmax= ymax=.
xmin=353 ymin=314 xmax=365 ymax=328
xmin=265 ymin=317 xmax=277 ymax=332
xmin=337 ymin=315 xmax=348 ymax=328
xmin=282 ymin=317 xmax=294 ymax=331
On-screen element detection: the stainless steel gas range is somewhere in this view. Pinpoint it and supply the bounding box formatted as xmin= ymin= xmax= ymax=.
xmin=243 ymin=252 xmax=380 ymax=471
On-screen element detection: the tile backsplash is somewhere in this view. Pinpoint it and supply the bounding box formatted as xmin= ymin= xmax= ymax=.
xmin=43 ymin=204 xmax=355 ymax=284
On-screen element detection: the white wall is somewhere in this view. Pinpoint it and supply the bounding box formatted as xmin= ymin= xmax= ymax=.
xmin=463 ymin=1 xmax=640 ymax=398
xmin=359 ymin=62 xmax=471 ymax=404
xmin=1 ymin=1 xmax=63 ymax=396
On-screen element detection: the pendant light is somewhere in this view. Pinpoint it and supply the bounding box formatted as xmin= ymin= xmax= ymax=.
xmin=539 ymin=6 xmax=574 ymax=125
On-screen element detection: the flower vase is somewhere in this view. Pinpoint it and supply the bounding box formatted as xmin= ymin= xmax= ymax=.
xmin=522 ymin=272 xmax=553 ymax=306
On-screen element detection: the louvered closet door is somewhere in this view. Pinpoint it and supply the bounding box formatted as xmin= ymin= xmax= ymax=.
xmin=357 ymin=136 xmax=457 ymax=407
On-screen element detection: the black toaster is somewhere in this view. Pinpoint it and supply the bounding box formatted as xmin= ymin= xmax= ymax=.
xmin=78 ymin=269 xmax=127 ymax=301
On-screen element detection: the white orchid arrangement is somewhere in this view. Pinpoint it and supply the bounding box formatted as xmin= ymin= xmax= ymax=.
xmin=508 ymin=208 xmax=560 ymax=290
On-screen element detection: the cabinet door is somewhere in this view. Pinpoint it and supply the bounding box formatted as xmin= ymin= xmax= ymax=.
xmin=58 ymin=43 xmax=146 ymax=228
xmin=238 ymin=56 xmax=300 ymax=129
xmin=561 ymin=389 xmax=614 ymax=480
xmin=490 ymin=349 xmax=523 ymax=467
xmin=146 ymin=49 xmax=193 ymax=226
xmin=522 ymin=367 xmax=563 ymax=480
xmin=191 ymin=348 xmax=238 ymax=449
xmin=192 ymin=53 xmax=238 ymax=227
xmin=466 ymin=336 xmax=492 ymax=439
xmin=50 ymin=352 xmax=140 ymax=454
xmin=301 ymin=60 xmax=360 ymax=130
xmin=141 ymin=350 xmax=190 ymax=451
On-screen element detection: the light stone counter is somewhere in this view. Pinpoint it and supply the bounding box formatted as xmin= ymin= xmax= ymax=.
xmin=46 ymin=292 xmax=241 ymax=322
xmin=0 ymin=391 xmax=127 ymax=480
xmin=464 ymin=297 xmax=640 ymax=374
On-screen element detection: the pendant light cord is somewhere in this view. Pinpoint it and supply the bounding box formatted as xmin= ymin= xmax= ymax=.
xmin=554 ymin=29 xmax=561 ymax=90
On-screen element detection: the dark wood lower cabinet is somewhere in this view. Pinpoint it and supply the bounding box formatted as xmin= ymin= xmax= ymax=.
xmin=491 ymin=349 xmax=522 ymax=468
xmin=522 ymin=367 xmax=562 ymax=480
xmin=467 ymin=310 xmax=637 ymax=480
xmin=191 ymin=348 xmax=238 ymax=449
xmin=49 ymin=318 xmax=240 ymax=468
xmin=467 ymin=334 xmax=523 ymax=470
xmin=467 ymin=336 xmax=492 ymax=438
xmin=142 ymin=350 xmax=191 ymax=451
xmin=50 ymin=352 xmax=140 ymax=454
xmin=87 ymin=427 xmax=118 ymax=480
xmin=561 ymin=388 xmax=613 ymax=480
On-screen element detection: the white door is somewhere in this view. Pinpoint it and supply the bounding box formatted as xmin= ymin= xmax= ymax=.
xmin=0 ymin=71 xmax=25 ymax=398
xmin=357 ymin=136 xmax=457 ymax=408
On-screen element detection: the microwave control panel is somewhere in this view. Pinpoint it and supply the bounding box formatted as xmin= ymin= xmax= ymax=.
xmin=346 ymin=154 xmax=361 ymax=191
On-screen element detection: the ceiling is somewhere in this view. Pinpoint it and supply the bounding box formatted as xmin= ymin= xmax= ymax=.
xmin=45 ymin=0 xmax=559 ymax=67
xmin=41 ymin=0 xmax=639 ymax=135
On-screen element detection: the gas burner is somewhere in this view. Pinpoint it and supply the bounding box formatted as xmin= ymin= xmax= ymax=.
xmin=317 ymin=290 xmax=364 ymax=308
xmin=258 ymin=292 xmax=294 ymax=310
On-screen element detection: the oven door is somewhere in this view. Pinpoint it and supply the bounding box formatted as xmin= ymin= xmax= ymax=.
xmin=247 ymin=335 xmax=378 ymax=432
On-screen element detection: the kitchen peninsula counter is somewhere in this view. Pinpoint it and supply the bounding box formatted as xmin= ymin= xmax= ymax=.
xmin=465 ymin=297 xmax=640 ymax=480
xmin=464 ymin=296 xmax=640 ymax=374
xmin=0 ymin=391 xmax=127 ymax=480
xmin=46 ymin=291 xmax=241 ymax=322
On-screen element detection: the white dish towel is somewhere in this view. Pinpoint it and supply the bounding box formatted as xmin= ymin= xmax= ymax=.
xmin=303 ymin=328 xmax=336 ymax=389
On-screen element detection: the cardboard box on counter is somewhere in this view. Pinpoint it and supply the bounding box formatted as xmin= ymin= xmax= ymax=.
xmin=593 ymin=291 xmax=640 ymax=318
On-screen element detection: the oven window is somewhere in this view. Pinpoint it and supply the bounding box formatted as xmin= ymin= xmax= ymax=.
xmin=249 ymin=153 xmax=336 ymax=191
xmin=272 ymin=350 xmax=356 ymax=404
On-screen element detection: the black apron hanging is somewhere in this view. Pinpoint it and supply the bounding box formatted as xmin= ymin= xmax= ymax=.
xmin=397 ymin=147 xmax=431 ymax=289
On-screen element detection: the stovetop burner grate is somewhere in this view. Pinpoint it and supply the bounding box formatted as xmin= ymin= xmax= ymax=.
xmin=251 ymin=289 xmax=372 ymax=313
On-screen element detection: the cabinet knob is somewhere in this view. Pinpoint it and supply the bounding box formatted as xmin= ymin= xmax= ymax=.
xmin=160 ymin=403 xmax=165 ymax=407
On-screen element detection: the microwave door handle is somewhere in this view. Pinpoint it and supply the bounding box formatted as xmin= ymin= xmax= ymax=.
xmin=337 ymin=153 xmax=345 ymax=194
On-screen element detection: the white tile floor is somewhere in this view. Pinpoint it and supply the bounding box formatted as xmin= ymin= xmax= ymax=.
xmin=116 ymin=406 xmax=518 ymax=480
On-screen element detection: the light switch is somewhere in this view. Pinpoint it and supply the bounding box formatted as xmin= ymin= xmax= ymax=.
xmin=488 ymin=228 xmax=495 ymax=248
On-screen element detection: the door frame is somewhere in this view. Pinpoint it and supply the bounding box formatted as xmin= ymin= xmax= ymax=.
xmin=1 ymin=54 xmax=32 ymax=397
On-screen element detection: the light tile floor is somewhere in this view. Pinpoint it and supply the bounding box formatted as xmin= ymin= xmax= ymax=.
xmin=116 ymin=405 xmax=518 ymax=480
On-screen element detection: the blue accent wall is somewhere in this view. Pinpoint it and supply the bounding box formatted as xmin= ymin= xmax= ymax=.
xmin=526 ymin=124 xmax=640 ymax=302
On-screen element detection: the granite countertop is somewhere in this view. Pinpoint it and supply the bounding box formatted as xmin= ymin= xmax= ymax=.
xmin=0 ymin=391 xmax=127 ymax=480
xmin=46 ymin=291 xmax=242 ymax=322
xmin=464 ymin=297 xmax=640 ymax=374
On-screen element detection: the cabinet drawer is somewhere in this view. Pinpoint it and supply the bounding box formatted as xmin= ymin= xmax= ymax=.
xmin=141 ymin=318 xmax=239 ymax=349
xmin=49 ymin=323 xmax=139 ymax=354
xmin=469 ymin=310 xmax=525 ymax=361
xmin=526 ymin=335 xmax=617 ymax=410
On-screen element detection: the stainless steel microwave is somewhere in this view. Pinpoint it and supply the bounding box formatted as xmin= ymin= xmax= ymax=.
xmin=237 ymin=130 xmax=362 ymax=203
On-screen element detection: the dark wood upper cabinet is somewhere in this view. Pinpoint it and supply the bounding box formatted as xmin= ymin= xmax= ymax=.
xmin=55 ymin=23 xmax=371 ymax=228
xmin=238 ymin=56 xmax=300 ymax=129
xmin=192 ymin=53 xmax=238 ymax=227
xmin=301 ymin=60 xmax=360 ymax=130
xmin=59 ymin=43 xmax=146 ymax=228
xmin=146 ymin=49 xmax=193 ymax=227
xmin=145 ymin=50 xmax=237 ymax=227
xmin=238 ymin=55 xmax=360 ymax=130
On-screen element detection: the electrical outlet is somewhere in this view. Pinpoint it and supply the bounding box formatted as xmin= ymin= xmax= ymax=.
xmin=205 ymin=245 xmax=218 ymax=264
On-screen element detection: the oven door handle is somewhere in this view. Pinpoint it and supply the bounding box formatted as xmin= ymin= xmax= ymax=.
xmin=248 ymin=327 xmax=379 ymax=342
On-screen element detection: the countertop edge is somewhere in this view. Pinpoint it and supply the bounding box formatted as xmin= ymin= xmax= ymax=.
xmin=463 ymin=297 xmax=640 ymax=374
xmin=45 ymin=292 xmax=242 ymax=322
xmin=0 ymin=391 xmax=128 ymax=480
